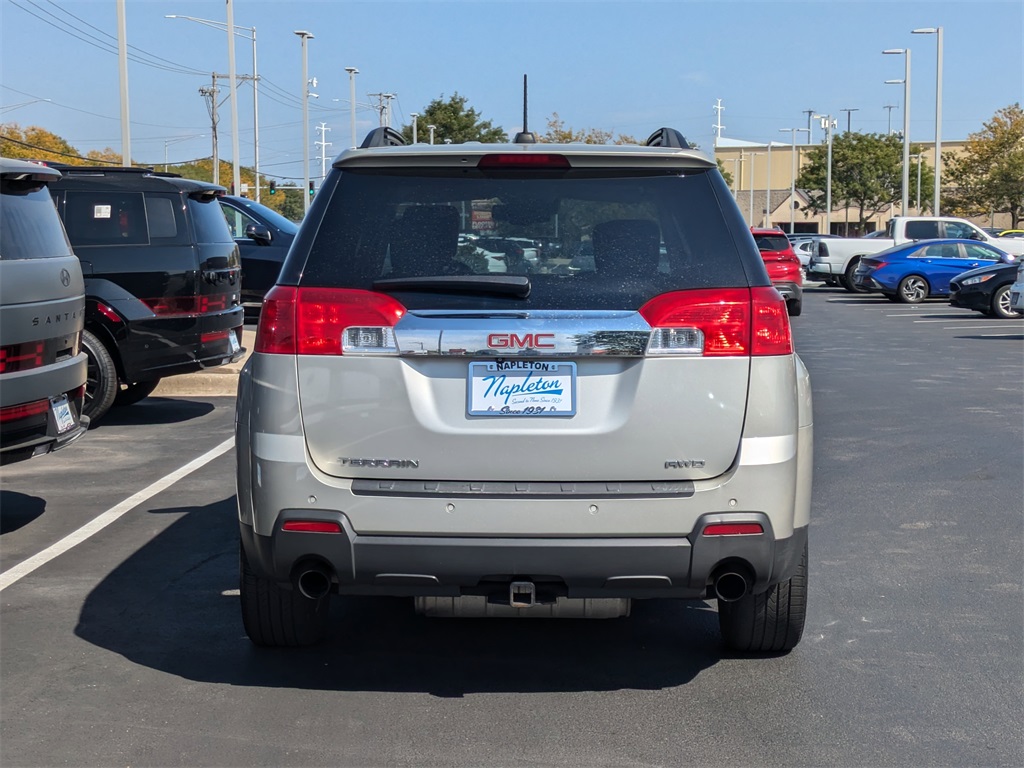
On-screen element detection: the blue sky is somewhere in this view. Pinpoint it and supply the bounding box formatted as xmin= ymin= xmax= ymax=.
xmin=2 ymin=0 xmax=1021 ymax=185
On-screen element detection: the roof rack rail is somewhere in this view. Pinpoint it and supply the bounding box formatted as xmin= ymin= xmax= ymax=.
xmin=644 ymin=128 xmax=691 ymax=149
xmin=37 ymin=162 xmax=155 ymax=174
xmin=360 ymin=127 xmax=407 ymax=149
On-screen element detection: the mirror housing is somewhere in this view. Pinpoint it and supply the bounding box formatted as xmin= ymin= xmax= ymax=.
xmin=245 ymin=223 xmax=272 ymax=245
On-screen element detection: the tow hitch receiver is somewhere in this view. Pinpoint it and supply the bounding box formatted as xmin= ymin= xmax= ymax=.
xmin=510 ymin=581 xmax=536 ymax=608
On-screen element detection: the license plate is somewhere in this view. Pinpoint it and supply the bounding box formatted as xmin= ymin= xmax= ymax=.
xmin=228 ymin=329 xmax=240 ymax=354
xmin=50 ymin=396 xmax=76 ymax=434
xmin=467 ymin=360 xmax=576 ymax=417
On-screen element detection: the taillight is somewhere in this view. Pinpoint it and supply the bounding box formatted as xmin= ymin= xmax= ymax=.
xmin=0 ymin=341 xmax=44 ymax=374
xmin=0 ymin=398 xmax=49 ymax=423
xmin=281 ymin=520 xmax=342 ymax=533
xmin=255 ymin=286 xmax=406 ymax=356
xmin=477 ymin=154 xmax=570 ymax=169
xmin=639 ymin=287 xmax=792 ymax=357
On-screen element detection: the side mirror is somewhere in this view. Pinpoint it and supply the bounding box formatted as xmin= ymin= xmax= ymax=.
xmin=245 ymin=223 xmax=272 ymax=245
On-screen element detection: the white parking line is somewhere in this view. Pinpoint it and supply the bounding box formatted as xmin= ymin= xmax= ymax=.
xmin=944 ymin=325 xmax=1021 ymax=331
xmin=0 ymin=437 xmax=234 ymax=592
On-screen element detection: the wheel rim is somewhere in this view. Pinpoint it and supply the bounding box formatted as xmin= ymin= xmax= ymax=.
xmin=901 ymin=277 xmax=927 ymax=302
xmin=997 ymin=287 xmax=1014 ymax=317
xmin=84 ymin=347 xmax=100 ymax=408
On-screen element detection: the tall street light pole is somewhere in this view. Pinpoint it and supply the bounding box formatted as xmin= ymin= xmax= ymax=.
xmin=116 ymin=0 xmax=131 ymax=164
xmin=427 ymin=124 xmax=436 ymax=145
xmin=913 ymin=26 xmax=942 ymax=214
xmin=780 ymin=128 xmax=809 ymax=233
xmin=295 ymin=30 xmax=314 ymax=215
xmin=884 ymin=47 xmax=911 ymax=215
xmin=345 ymin=67 xmax=358 ymax=148
xmin=747 ymin=152 xmax=763 ymax=226
xmin=813 ymin=114 xmax=837 ymax=234
xmin=410 ymin=112 xmax=419 ymax=144
xmin=166 ymin=15 xmax=260 ymax=200
xmin=840 ymin=108 xmax=859 ymax=133
xmin=226 ymin=0 xmax=240 ymax=196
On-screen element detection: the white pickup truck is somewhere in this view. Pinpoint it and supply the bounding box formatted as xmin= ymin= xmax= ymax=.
xmin=808 ymin=216 xmax=1024 ymax=291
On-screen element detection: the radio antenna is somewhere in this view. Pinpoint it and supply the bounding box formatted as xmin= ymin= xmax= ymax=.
xmin=513 ymin=74 xmax=537 ymax=143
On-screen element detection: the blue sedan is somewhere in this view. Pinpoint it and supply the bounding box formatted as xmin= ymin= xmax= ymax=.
xmin=853 ymin=239 xmax=1014 ymax=304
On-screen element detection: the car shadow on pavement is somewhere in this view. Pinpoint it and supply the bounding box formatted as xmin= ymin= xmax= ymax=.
xmin=0 ymin=491 xmax=46 ymax=534
xmin=89 ymin=397 xmax=216 ymax=430
xmin=74 ymin=496 xmax=728 ymax=696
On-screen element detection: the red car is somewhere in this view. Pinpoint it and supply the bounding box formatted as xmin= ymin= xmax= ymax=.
xmin=752 ymin=228 xmax=803 ymax=316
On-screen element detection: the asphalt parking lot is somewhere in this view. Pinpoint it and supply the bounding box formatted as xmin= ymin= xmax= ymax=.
xmin=1 ymin=286 xmax=1021 ymax=767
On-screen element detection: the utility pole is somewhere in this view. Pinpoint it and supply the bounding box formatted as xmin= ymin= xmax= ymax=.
xmin=803 ymin=109 xmax=815 ymax=144
xmin=368 ymin=93 xmax=387 ymax=126
xmin=383 ymin=93 xmax=396 ymax=127
xmin=199 ymin=76 xmax=220 ymax=185
xmin=813 ymin=114 xmax=838 ymax=234
xmin=315 ymin=123 xmax=332 ymax=180
xmin=712 ymin=98 xmax=725 ymax=146
xmin=840 ymin=108 xmax=859 ymax=133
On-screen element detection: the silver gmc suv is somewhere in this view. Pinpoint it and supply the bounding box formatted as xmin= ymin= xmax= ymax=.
xmin=235 ymin=127 xmax=813 ymax=652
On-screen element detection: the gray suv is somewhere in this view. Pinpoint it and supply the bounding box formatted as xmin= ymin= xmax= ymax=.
xmin=235 ymin=127 xmax=813 ymax=652
xmin=1 ymin=159 xmax=88 ymax=464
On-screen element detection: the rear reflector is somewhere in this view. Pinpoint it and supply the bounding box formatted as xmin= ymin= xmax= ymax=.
xmin=201 ymin=330 xmax=229 ymax=345
xmin=281 ymin=520 xmax=343 ymax=533
xmin=256 ymin=286 xmax=406 ymax=355
xmin=640 ymin=287 xmax=792 ymax=357
xmin=702 ymin=523 xmax=764 ymax=536
xmin=477 ymin=153 xmax=571 ymax=169
xmin=0 ymin=398 xmax=49 ymax=423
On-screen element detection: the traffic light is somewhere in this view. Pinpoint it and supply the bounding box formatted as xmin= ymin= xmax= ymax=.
xmin=308 ymin=181 xmax=315 ymax=196
xmin=268 ymin=179 xmax=276 ymax=195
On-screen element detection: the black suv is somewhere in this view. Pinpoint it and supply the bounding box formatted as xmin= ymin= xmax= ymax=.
xmin=45 ymin=166 xmax=245 ymax=422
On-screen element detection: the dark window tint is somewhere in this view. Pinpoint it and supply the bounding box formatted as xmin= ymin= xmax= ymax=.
xmin=299 ymin=169 xmax=748 ymax=310
xmin=0 ymin=179 xmax=72 ymax=260
xmin=145 ymin=193 xmax=188 ymax=242
xmin=754 ymin=234 xmax=791 ymax=251
xmin=221 ymin=199 xmax=298 ymax=235
xmin=904 ymin=220 xmax=941 ymax=240
xmin=190 ymin=197 xmax=234 ymax=244
xmin=64 ymin=189 xmax=148 ymax=246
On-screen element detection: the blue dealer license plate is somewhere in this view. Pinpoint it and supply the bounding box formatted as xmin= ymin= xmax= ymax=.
xmin=467 ymin=360 xmax=576 ymax=417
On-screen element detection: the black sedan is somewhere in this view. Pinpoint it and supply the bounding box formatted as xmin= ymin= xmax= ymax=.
xmin=949 ymin=260 xmax=1022 ymax=319
xmin=218 ymin=195 xmax=298 ymax=317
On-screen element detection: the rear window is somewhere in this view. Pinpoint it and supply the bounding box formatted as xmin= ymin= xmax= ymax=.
xmin=0 ymin=179 xmax=73 ymax=260
xmin=63 ymin=190 xmax=189 ymax=247
xmin=754 ymin=234 xmax=791 ymax=252
xmin=190 ymin=197 xmax=235 ymax=244
xmin=904 ymin=220 xmax=941 ymax=240
xmin=298 ymin=169 xmax=749 ymax=310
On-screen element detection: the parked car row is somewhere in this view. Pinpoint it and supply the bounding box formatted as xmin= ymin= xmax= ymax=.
xmin=850 ymin=238 xmax=1022 ymax=318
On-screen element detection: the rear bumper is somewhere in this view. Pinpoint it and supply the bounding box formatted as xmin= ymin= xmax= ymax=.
xmin=0 ymin=372 xmax=89 ymax=465
xmin=240 ymin=515 xmax=808 ymax=600
xmin=772 ymin=281 xmax=802 ymax=303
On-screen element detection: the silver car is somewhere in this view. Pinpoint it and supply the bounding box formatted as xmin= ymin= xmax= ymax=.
xmin=235 ymin=127 xmax=813 ymax=652
xmin=0 ymin=159 xmax=88 ymax=464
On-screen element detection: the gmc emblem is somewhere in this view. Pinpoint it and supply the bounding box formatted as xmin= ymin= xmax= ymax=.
xmin=487 ymin=333 xmax=556 ymax=349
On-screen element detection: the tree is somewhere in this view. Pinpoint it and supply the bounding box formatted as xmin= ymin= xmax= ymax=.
xmin=539 ymin=113 xmax=637 ymax=145
xmin=943 ymin=103 xmax=1024 ymax=228
xmin=796 ymin=131 xmax=934 ymax=229
xmin=0 ymin=123 xmax=96 ymax=165
xmin=399 ymin=93 xmax=506 ymax=144
xmin=716 ymin=158 xmax=734 ymax=188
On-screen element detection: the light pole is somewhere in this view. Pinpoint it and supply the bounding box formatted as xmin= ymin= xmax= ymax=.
xmin=747 ymin=152 xmax=763 ymax=226
xmin=166 ymin=15 xmax=261 ymax=200
xmin=427 ymin=124 xmax=436 ymax=145
xmin=225 ymin=0 xmax=240 ymax=196
xmin=410 ymin=112 xmax=419 ymax=144
xmin=295 ymin=30 xmax=314 ymax=215
xmin=884 ymin=48 xmax=911 ymax=215
xmin=913 ymin=27 xmax=942 ymax=215
xmin=0 ymin=98 xmax=51 ymax=114
xmin=780 ymin=127 xmax=809 ymax=233
xmin=345 ymin=67 xmax=358 ymax=148
xmin=116 ymin=0 xmax=130 ymax=165
xmin=840 ymin=108 xmax=859 ymax=133
xmin=911 ymin=152 xmax=924 ymax=214
xmin=883 ymin=104 xmax=899 ymax=135
xmin=813 ymin=114 xmax=837 ymax=234
xmin=164 ymin=135 xmax=204 ymax=172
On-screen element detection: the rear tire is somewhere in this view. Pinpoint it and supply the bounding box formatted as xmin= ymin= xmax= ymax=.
xmin=239 ymin=544 xmax=329 ymax=647
xmin=81 ymin=329 xmax=118 ymax=425
xmin=991 ymin=284 xmax=1022 ymax=319
xmin=842 ymin=259 xmax=869 ymax=293
xmin=787 ymin=297 xmax=802 ymax=317
xmin=897 ymin=275 xmax=929 ymax=304
xmin=719 ymin=540 xmax=808 ymax=653
xmin=113 ymin=379 xmax=161 ymax=407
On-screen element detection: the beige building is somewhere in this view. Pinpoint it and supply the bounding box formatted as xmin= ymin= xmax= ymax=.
xmin=712 ymin=137 xmax=1012 ymax=234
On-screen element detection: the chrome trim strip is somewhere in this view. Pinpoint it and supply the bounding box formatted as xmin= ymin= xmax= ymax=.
xmin=350 ymin=478 xmax=696 ymax=498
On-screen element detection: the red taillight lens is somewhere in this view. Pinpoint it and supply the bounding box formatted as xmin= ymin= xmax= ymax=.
xmin=255 ymin=286 xmax=407 ymax=356
xmin=0 ymin=398 xmax=49 ymax=423
xmin=639 ymin=287 xmax=792 ymax=357
xmin=281 ymin=520 xmax=342 ymax=533
xmin=702 ymin=522 xmax=764 ymax=536
xmin=477 ymin=154 xmax=571 ymax=169
xmin=0 ymin=341 xmax=44 ymax=374
xmin=95 ymin=302 xmax=123 ymax=323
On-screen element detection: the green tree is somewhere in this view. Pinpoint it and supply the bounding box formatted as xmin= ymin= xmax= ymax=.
xmin=0 ymin=123 xmax=97 ymax=164
xmin=943 ymin=103 xmax=1024 ymax=228
xmin=797 ymin=131 xmax=934 ymax=229
xmin=716 ymin=158 xmax=734 ymax=188
xmin=539 ymin=113 xmax=637 ymax=145
xmin=399 ymin=93 xmax=507 ymax=144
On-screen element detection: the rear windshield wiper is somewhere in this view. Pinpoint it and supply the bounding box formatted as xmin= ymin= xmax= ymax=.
xmin=372 ymin=275 xmax=531 ymax=298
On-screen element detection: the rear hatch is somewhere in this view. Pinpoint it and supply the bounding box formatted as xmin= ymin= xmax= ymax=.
xmin=753 ymin=232 xmax=801 ymax=283
xmin=273 ymin=150 xmax=784 ymax=483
